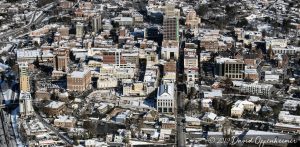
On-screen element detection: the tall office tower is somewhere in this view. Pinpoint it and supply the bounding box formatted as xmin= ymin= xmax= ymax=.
xmin=53 ymin=48 xmax=69 ymax=72
xmin=76 ymin=22 xmax=84 ymax=38
xmin=92 ymin=15 xmax=102 ymax=33
xmin=19 ymin=62 xmax=30 ymax=93
xmin=19 ymin=92 xmax=34 ymax=117
xmin=163 ymin=3 xmax=179 ymax=41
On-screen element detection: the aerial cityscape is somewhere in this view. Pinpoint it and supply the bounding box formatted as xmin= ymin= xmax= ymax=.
xmin=0 ymin=0 xmax=300 ymax=146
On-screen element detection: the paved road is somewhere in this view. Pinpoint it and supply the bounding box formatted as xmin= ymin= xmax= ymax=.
xmin=176 ymin=35 xmax=186 ymax=147
xmin=1 ymin=111 xmax=16 ymax=147
xmin=177 ymin=92 xmax=186 ymax=147
xmin=0 ymin=81 xmax=17 ymax=147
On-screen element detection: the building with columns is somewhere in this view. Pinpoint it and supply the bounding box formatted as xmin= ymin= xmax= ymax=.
xmin=156 ymin=82 xmax=176 ymax=114
xmin=19 ymin=92 xmax=34 ymax=117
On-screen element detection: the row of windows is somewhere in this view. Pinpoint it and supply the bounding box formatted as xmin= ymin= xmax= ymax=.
xmin=69 ymin=85 xmax=86 ymax=91
xmin=157 ymin=101 xmax=173 ymax=107
xmin=225 ymin=74 xmax=243 ymax=79
xmin=158 ymin=108 xmax=173 ymax=113
xmin=225 ymin=64 xmax=244 ymax=69
xmin=274 ymin=50 xmax=296 ymax=54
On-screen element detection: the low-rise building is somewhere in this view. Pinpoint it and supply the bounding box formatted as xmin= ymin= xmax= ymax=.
xmin=85 ymin=139 xmax=108 ymax=147
xmin=97 ymin=103 xmax=109 ymax=114
xmin=201 ymin=99 xmax=212 ymax=109
xmin=283 ymin=100 xmax=300 ymax=111
xmin=54 ymin=115 xmax=76 ymax=129
xmin=97 ymin=76 xmax=118 ymax=89
xmin=44 ymin=101 xmax=66 ymax=116
xmin=244 ymin=66 xmax=259 ymax=81
xmin=279 ymin=111 xmax=300 ymax=125
xmin=159 ymin=118 xmax=176 ymax=129
xmin=113 ymin=17 xmax=133 ymax=26
xmin=240 ymin=83 xmax=274 ymax=97
xmin=200 ymin=36 xmax=219 ymax=52
xmin=231 ymin=100 xmax=255 ymax=118
xmin=202 ymin=112 xmax=217 ymax=123
xmin=265 ymin=38 xmax=288 ymax=48
xmin=115 ymin=110 xmax=131 ymax=123
xmin=122 ymin=81 xmax=145 ymax=96
xmin=156 ymin=83 xmax=175 ymax=114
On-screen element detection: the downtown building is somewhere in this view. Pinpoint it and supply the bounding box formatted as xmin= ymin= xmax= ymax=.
xmin=156 ymin=82 xmax=176 ymax=114
xmin=67 ymin=69 xmax=91 ymax=92
xmin=185 ymin=10 xmax=201 ymax=30
xmin=161 ymin=3 xmax=180 ymax=61
xmin=52 ymin=48 xmax=69 ymax=79
xmin=19 ymin=62 xmax=30 ymax=92
xmin=53 ymin=48 xmax=69 ymax=71
xmin=92 ymin=15 xmax=102 ymax=33
xmin=240 ymin=82 xmax=274 ymax=97
xmin=76 ymin=22 xmax=84 ymax=38
xmin=163 ymin=16 xmax=179 ymax=41
xmin=163 ymin=3 xmax=179 ymax=41
xmin=215 ymin=57 xmax=245 ymax=80
xmin=18 ymin=62 xmax=34 ymax=117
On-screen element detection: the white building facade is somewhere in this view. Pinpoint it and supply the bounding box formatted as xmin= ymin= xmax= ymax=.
xmin=156 ymin=83 xmax=175 ymax=113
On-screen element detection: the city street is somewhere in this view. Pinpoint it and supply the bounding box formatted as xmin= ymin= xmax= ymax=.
xmin=176 ymin=36 xmax=186 ymax=147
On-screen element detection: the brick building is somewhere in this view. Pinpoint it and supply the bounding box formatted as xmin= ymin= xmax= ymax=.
xmin=67 ymin=69 xmax=91 ymax=92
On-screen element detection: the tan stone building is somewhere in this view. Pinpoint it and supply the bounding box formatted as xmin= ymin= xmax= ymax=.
xmin=19 ymin=62 xmax=30 ymax=92
xmin=200 ymin=36 xmax=219 ymax=52
xmin=164 ymin=60 xmax=176 ymax=73
xmin=54 ymin=116 xmax=76 ymax=129
xmin=185 ymin=10 xmax=201 ymax=29
xmin=53 ymin=48 xmax=69 ymax=72
xmin=184 ymin=48 xmax=198 ymax=69
xmin=163 ymin=3 xmax=179 ymax=41
xmin=67 ymin=69 xmax=91 ymax=92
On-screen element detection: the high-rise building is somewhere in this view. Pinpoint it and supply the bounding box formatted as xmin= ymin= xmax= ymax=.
xmin=92 ymin=15 xmax=102 ymax=33
xmin=53 ymin=48 xmax=69 ymax=72
xmin=19 ymin=92 xmax=34 ymax=117
xmin=76 ymin=22 xmax=84 ymax=38
xmin=19 ymin=62 xmax=30 ymax=93
xmin=163 ymin=3 xmax=179 ymax=41
xmin=163 ymin=17 xmax=179 ymax=41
